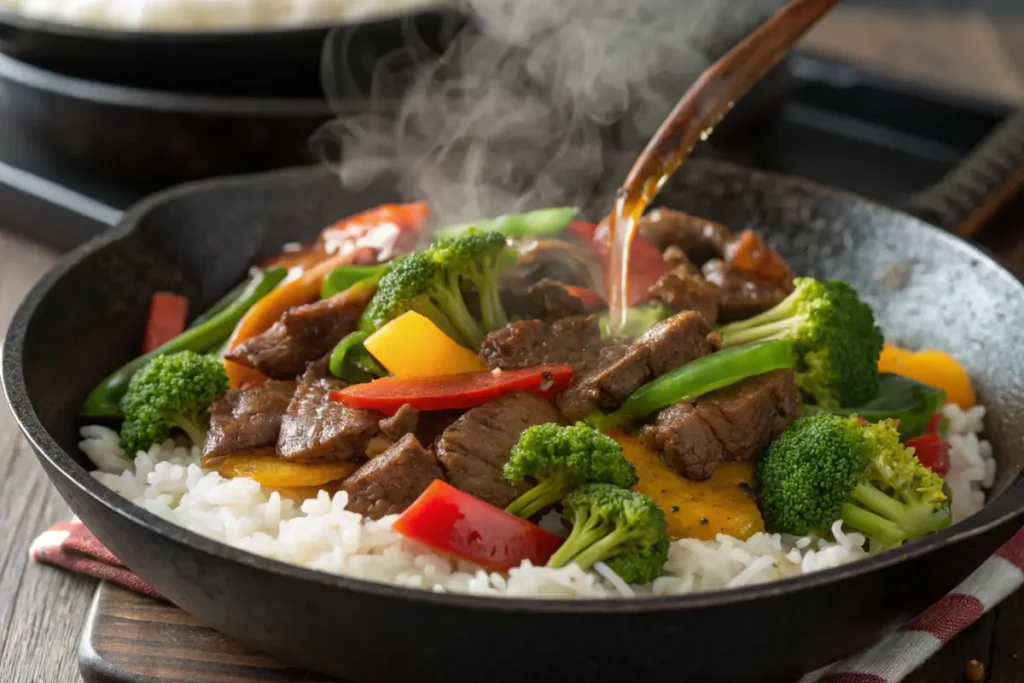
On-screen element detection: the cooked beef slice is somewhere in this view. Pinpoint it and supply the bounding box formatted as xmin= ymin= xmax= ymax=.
xmin=637 ymin=208 xmax=732 ymax=266
xmin=224 ymin=285 xmax=372 ymax=380
xmin=203 ymin=380 xmax=297 ymax=460
xmin=379 ymin=404 xmax=420 ymax=441
xmin=277 ymin=378 xmax=381 ymax=463
xmin=702 ymin=259 xmax=794 ymax=324
xmin=502 ymin=278 xmax=586 ymax=321
xmin=480 ymin=316 xmax=602 ymax=370
xmin=341 ymin=434 xmax=444 ymax=520
xmin=557 ymin=311 xmax=720 ymax=421
xmin=640 ymin=370 xmax=801 ymax=480
xmin=414 ymin=410 xmax=465 ymax=446
xmin=434 ymin=392 xmax=564 ymax=507
xmin=648 ymin=260 xmax=721 ymax=325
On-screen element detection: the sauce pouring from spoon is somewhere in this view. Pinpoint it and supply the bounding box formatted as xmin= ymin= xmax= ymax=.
xmin=604 ymin=0 xmax=839 ymax=333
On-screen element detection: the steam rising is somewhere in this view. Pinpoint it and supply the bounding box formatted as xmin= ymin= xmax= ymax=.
xmin=317 ymin=0 xmax=786 ymax=227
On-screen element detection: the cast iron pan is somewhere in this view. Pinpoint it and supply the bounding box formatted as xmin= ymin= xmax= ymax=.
xmin=4 ymin=160 xmax=1024 ymax=683
xmin=0 ymin=7 xmax=464 ymax=96
xmin=0 ymin=52 xmax=335 ymax=194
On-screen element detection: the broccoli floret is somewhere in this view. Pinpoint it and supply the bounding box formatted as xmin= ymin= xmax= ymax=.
xmin=597 ymin=303 xmax=673 ymax=338
xmin=717 ymin=277 xmax=884 ymax=409
xmin=432 ymin=228 xmax=516 ymax=334
xmin=503 ymin=423 xmax=638 ymax=518
xmin=546 ymin=484 xmax=669 ymax=584
xmin=358 ymin=228 xmax=515 ymax=349
xmin=119 ymin=351 xmax=228 ymax=455
xmin=758 ymin=414 xmax=951 ymax=547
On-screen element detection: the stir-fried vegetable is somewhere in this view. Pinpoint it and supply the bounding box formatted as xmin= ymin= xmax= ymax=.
xmin=321 ymin=264 xmax=388 ymax=300
xmin=879 ymin=343 xmax=976 ymax=409
xmin=204 ymin=449 xmax=361 ymax=487
xmin=119 ymin=351 xmax=228 ymax=455
xmin=718 ymin=278 xmax=884 ymax=409
xmin=546 ymin=484 xmax=669 ymax=584
xmin=329 ymin=365 xmax=574 ymax=415
xmin=363 ymin=311 xmax=488 ymax=379
xmin=758 ymin=414 xmax=951 ymax=547
xmin=598 ymin=303 xmax=673 ymax=338
xmin=142 ymin=293 xmax=189 ymax=353
xmin=318 ymin=202 xmax=430 ymax=262
xmin=563 ymin=285 xmax=606 ymax=312
xmin=81 ymin=267 xmax=287 ymax=418
xmin=905 ymin=433 xmax=950 ymax=476
xmin=432 ymin=207 xmax=578 ymax=241
xmin=356 ymin=229 xmax=515 ymax=351
xmin=503 ymin=423 xmax=637 ymax=519
xmin=392 ymin=480 xmax=564 ymax=571
xmin=612 ymin=430 xmax=764 ymax=541
xmin=803 ymin=373 xmax=947 ymax=439
xmin=567 ymin=220 xmax=666 ymax=308
xmin=590 ymin=339 xmax=795 ymax=430
xmin=725 ymin=229 xmax=794 ymax=283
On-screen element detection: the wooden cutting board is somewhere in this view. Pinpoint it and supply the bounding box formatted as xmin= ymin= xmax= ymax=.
xmin=79 ymin=583 xmax=337 ymax=682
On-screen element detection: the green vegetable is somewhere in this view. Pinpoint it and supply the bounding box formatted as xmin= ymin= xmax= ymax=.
xmin=546 ymin=484 xmax=669 ymax=584
xmin=803 ymin=373 xmax=947 ymax=439
xmin=358 ymin=228 xmax=515 ymax=350
xmin=758 ymin=414 xmax=951 ymax=547
xmin=329 ymin=330 xmax=387 ymax=383
xmin=81 ymin=267 xmax=287 ymax=418
xmin=432 ymin=207 xmax=578 ymax=241
xmin=598 ymin=304 xmax=673 ymax=338
xmin=590 ymin=340 xmax=796 ymax=430
xmin=187 ymin=280 xmax=248 ymax=329
xmin=503 ymin=423 xmax=638 ymax=519
xmin=119 ymin=351 xmax=229 ymax=456
xmin=717 ymin=278 xmax=884 ymax=410
xmin=321 ymin=265 xmax=388 ymax=300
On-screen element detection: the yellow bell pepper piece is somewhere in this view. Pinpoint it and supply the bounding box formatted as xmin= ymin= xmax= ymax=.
xmin=364 ymin=311 xmax=488 ymax=378
xmin=879 ymin=342 xmax=976 ymax=409
xmin=205 ymin=448 xmax=360 ymax=488
xmin=610 ymin=430 xmax=764 ymax=541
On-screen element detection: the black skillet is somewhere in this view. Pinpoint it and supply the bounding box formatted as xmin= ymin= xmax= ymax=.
xmin=4 ymin=158 xmax=1024 ymax=683
xmin=0 ymin=7 xmax=464 ymax=96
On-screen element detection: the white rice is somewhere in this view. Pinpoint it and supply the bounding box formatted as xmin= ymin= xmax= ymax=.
xmin=0 ymin=0 xmax=447 ymax=31
xmin=80 ymin=404 xmax=992 ymax=599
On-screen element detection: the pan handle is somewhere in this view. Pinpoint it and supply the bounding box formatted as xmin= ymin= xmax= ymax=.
xmin=904 ymin=109 xmax=1024 ymax=238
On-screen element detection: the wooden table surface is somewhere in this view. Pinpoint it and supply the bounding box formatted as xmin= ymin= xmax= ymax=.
xmin=0 ymin=5 xmax=1022 ymax=683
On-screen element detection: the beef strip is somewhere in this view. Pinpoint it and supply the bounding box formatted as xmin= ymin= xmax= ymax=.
xmin=434 ymin=392 xmax=564 ymax=507
xmin=341 ymin=434 xmax=444 ymax=520
xmin=203 ymin=380 xmax=297 ymax=461
xmin=480 ymin=315 xmax=601 ymax=370
xmin=224 ymin=284 xmax=372 ymax=380
xmin=277 ymin=375 xmax=381 ymax=464
xmin=640 ymin=370 xmax=801 ymax=481
xmin=637 ymin=208 xmax=732 ymax=266
xmin=557 ymin=311 xmax=720 ymax=421
xmin=379 ymin=404 xmax=419 ymax=441
xmin=648 ymin=252 xmax=721 ymax=325
xmin=702 ymin=259 xmax=794 ymax=323
xmin=502 ymin=278 xmax=586 ymax=321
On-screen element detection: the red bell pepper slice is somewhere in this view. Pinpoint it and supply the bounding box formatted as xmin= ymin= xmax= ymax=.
xmin=563 ymin=285 xmax=606 ymax=312
xmin=393 ymin=480 xmax=564 ymax=571
xmin=329 ymin=365 xmax=573 ymax=415
xmin=925 ymin=411 xmax=950 ymax=438
xmin=319 ymin=202 xmax=430 ymax=262
xmin=906 ymin=433 xmax=950 ymax=477
xmin=567 ymin=220 xmax=666 ymax=307
xmin=142 ymin=293 xmax=189 ymax=353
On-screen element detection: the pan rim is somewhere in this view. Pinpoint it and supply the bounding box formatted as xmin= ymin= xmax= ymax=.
xmin=0 ymin=5 xmax=456 ymax=40
xmin=5 ymin=160 xmax=1024 ymax=615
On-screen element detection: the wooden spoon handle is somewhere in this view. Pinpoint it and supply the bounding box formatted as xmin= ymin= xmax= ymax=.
xmin=619 ymin=0 xmax=840 ymax=203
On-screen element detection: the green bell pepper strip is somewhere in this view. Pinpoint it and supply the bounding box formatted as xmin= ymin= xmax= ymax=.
xmin=589 ymin=339 xmax=796 ymax=430
xmin=80 ymin=266 xmax=288 ymax=418
xmin=329 ymin=331 xmax=387 ymax=383
xmin=186 ymin=279 xmax=249 ymax=329
xmin=321 ymin=265 xmax=389 ymax=300
xmin=433 ymin=207 xmax=579 ymax=241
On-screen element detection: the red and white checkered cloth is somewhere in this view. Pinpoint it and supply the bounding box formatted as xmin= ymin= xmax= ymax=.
xmin=31 ymin=520 xmax=1024 ymax=681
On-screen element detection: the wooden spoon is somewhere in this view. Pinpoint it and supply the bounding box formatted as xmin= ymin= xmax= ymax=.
xmin=605 ymin=0 xmax=839 ymax=331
